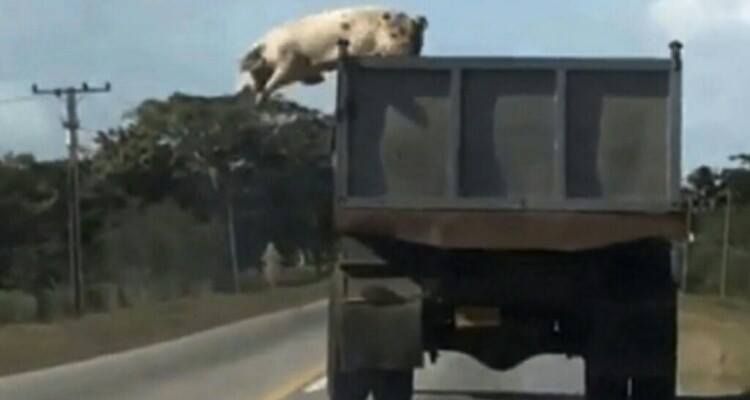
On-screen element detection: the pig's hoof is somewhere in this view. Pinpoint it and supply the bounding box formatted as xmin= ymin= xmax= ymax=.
xmin=301 ymin=74 xmax=325 ymax=85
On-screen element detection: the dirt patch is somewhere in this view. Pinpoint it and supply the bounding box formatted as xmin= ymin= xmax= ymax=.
xmin=679 ymin=294 xmax=750 ymax=395
xmin=0 ymin=280 xmax=328 ymax=377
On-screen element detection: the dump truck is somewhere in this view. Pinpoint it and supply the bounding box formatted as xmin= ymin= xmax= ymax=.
xmin=327 ymin=41 xmax=687 ymax=400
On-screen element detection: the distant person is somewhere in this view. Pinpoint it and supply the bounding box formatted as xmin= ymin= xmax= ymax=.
xmin=261 ymin=242 xmax=283 ymax=287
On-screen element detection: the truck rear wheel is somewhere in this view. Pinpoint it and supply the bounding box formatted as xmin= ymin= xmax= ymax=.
xmin=631 ymin=376 xmax=676 ymax=400
xmin=585 ymin=349 xmax=676 ymax=400
xmin=328 ymin=366 xmax=413 ymax=400
xmin=371 ymin=370 xmax=414 ymax=400
xmin=585 ymin=239 xmax=677 ymax=400
xmin=630 ymin=297 xmax=677 ymax=400
xmin=585 ymin=300 xmax=676 ymax=400
xmin=584 ymin=371 xmax=628 ymax=400
xmin=629 ymin=241 xmax=678 ymax=400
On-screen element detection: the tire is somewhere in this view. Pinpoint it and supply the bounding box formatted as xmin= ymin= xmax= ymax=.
xmin=585 ymin=239 xmax=677 ymax=400
xmin=328 ymin=367 xmax=413 ymax=400
xmin=631 ymin=376 xmax=676 ymax=400
xmin=372 ymin=370 xmax=414 ymax=400
xmin=585 ymin=301 xmax=676 ymax=400
xmin=630 ymin=291 xmax=677 ymax=400
xmin=584 ymin=368 xmax=628 ymax=400
xmin=630 ymin=240 xmax=678 ymax=400
xmin=328 ymin=369 xmax=370 ymax=400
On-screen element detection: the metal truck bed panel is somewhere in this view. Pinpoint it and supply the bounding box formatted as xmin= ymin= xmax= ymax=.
xmin=335 ymin=54 xmax=681 ymax=213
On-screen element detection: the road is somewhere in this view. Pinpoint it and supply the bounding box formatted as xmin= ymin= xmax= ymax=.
xmin=0 ymin=302 xmax=327 ymax=400
xmin=0 ymin=300 xmax=747 ymax=400
xmin=287 ymin=352 xmax=585 ymax=400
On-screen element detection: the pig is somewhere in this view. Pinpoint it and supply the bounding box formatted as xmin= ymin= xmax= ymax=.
xmin=237 ymin=6 xmax=428 ymax=102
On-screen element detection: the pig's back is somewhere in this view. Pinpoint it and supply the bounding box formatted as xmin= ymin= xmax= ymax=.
xmin=260 ymin=6 xmax=386 ymax=60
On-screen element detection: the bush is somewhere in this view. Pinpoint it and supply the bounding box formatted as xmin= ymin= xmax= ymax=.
xmin=118 ymin=283 xmax=150 ymax=307
xmin=686 ymin=239 xmax=750 ymax=298
xmin=183 ymin=278 xmax=213 ymax=298
xmin=238 ymin=269 xmax=268 ymax=293
xmin=148 ymin=277 xmax=182 ymax=302
xmin=687 ymin=205 xmax=750 ymax=298
xmin=0 ymin=290 xmax=38 ymax=323
xmin=92 ymin=201 xmax=224 ymax=297
xmin=725 ymin=249 xmax=750 ymax=298
xmin=86 ymin=283 xmax=119 ymax=312
xmin=686 ymin=241 xmax=722 ymax=294
xmin=277 ymin=268 xmax=320 ymax=287
xmin=36 ymin=288 xmax=73 ymax=322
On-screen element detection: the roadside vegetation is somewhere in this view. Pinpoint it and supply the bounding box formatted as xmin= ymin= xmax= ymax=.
xmin=0 ymin=280 xmax=328 ymax=377
xmin=680 ymin=157 xmax=750 ymax=394
xmin=684 ymin=156 xmax=750 ymax=300
xmin=0 ymin=91 xmax=337 ymax=326
xmin=0 ymin=91 xmax=336 ymax=376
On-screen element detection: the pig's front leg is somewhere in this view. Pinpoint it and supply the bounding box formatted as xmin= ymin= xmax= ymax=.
xmin=257 ymin=51 xmax=310 ymax=103
xmin=301 ymin=74 xmax=325 ymax=85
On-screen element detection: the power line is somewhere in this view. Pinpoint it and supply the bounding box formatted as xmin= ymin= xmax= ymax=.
xmin=0 ymin=96 xmax=37 ymax=105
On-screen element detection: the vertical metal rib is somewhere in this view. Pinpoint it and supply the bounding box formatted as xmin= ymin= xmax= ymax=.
xmin=554 ymin=69 xmax=568 ymax=199
xmin=446 ymin=68 xmax=463 ymax=198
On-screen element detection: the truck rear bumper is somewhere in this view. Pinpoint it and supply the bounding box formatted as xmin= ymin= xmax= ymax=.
xmin=335 ymin=209 xmax=687 ymax=252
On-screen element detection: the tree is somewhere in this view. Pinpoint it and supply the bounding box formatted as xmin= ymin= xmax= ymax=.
xmin=729 ymin=153 xmax=750 ymax=168
xmin=703 ymin=153 xmax=750 ymax=206
xmin=687 ymin=165 xmax=720 ymax=211
xmin=688 ymin=165 xmax=717 ymax=194
xmin=91 ymin=90 xmax=335 ymax=288
xmin=0 ymin=157 xmax=66 ymax=289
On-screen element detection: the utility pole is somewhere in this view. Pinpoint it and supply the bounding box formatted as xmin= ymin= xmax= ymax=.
xmin=682 ymin=197 xmax=693 ymax=291
xmin=31 ymin=82 xmax=111 ymax=315
xmin=720 ymin=188 xmax=732 ymax=299
xmin=207 ymin=166 xmax=241 ymax=294
xmin=226 ymin=195 xmax=240 ymax=294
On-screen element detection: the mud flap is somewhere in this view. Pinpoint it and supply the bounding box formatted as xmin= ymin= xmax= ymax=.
xmin=335 ymin=273 xmax=423 ymax=372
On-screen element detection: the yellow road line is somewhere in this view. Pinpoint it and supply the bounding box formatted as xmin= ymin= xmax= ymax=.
xmin=258 ymin=362 xmax=326 ymax=400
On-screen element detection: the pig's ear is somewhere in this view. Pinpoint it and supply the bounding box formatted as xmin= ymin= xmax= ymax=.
xmin=415 ymin=16 xmax=428 ymax=31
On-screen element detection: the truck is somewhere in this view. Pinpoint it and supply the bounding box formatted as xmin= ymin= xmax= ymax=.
xmin=327 ymin=40 xmax=687 ymax=400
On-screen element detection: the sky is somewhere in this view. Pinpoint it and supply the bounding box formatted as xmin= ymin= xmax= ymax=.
xmin=1 ymin=0 xmax=749 ymax=172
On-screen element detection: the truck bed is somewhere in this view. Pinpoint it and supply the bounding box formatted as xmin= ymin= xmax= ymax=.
xmin=333 ymin=54 xmax=687 ymax=250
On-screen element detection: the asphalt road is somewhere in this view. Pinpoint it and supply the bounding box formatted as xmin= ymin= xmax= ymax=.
xmin=0 ymin=300 xmax=748 ymax=400
xmin=0 ymin=301 xmax=328 ymax=400
xmin=287 ymin=352 xmax=586 ymax=400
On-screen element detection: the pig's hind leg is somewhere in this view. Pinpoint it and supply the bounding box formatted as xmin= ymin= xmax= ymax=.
xmin=258 ymin=51 xmax=311 ymax=102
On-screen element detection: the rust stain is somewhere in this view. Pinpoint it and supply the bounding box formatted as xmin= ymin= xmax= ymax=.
xmin=335 ymin=209 xmax=687 ymax=251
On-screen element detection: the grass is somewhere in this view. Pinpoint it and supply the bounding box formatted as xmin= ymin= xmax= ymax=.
xmin=679 ymin=294 xmax=750 ymax=395
xmin=0 ymin=290 xmax=38 ymax=324
xmin=0 ymin=279 xmax=328 ymax=377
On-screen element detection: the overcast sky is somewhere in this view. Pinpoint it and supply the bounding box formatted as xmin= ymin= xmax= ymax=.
xmin=1 ymin=0 xmax=749 ymax=172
